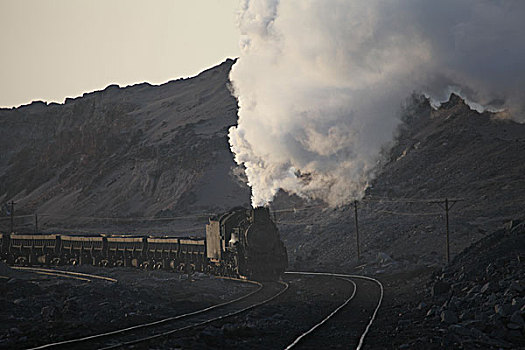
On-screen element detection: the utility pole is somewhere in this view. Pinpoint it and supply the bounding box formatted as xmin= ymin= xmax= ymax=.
xmin=354 ymin=200 xmax=361 ymax=261
xmin=445 ymin=198 xmax=450 ymax=264
xmin=9 ymin=201 xmax=15 ymax=233
xmin=431 ymin=198 xmax=461 ymax=264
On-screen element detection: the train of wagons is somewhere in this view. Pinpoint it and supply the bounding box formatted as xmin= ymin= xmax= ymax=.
xmin=0 ymin=207 xmax=288 ymax=280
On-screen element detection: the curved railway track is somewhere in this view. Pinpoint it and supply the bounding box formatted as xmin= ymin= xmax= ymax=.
xmin=23 ymin=270 xmax=382 ymax=349
xmin=29 ymin=279 xmax=288 ymax=350
xmin=11 ymin=266 xmax=118 ymax=283
xmin=155 ymin=271 xmax=383 ymax=349
xmin=283 ymin=272 xmax=384 ymax=350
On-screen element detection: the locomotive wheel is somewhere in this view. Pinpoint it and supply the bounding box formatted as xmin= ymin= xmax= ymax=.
xmin=177 ymin=263 xmax=184 ymax=273
xmin=131 ymin=258 xmax=140 ymax=268
xmin=15 ymin=257 xmax=27 ymax=266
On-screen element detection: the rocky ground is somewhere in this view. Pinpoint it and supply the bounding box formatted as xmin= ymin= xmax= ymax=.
xmin=121 ymin=274 xmax=380 ymax=350
xmin=2 ymin=220 xmax=523 ymax=350
xmin=367 ymin=219 xmax=525 ymax=349
xmin=0 ymin=264 xmax=255 ymax=349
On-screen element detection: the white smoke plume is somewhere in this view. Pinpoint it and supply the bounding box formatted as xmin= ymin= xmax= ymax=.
xmin=228 ymin=0 xmax=525 ymax=207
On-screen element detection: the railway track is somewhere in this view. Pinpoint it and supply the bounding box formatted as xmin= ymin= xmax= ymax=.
xmin=22 ymin=270 xmax=381 ymax=349
xmin=152 ymin=271 xmax=383 ymax=349
xmin=283 ymin=272 xmax=384 ymax=350
xmin=10 ymin=266 xmax=118 ymax=283
xmin=29 ymin=279 xmax=288 ymax=350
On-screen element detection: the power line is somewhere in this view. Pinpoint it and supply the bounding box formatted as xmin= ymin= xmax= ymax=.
xmin=272 ymin=205 xmax=325 ymax=213
xmin=0 ymin=196 xmax=465 ymax=224
xmin=275 ymin=221 xmax=314 ymax=225
xmin=373 ymin=209 xmax=443 ymax=216
xmin=0 ymin=214 xmax=35 ymax=221
xmin=366 ymin=197 xmax=465 ymax=203
xmin=19 ymin=212 xmax=212 ymax=222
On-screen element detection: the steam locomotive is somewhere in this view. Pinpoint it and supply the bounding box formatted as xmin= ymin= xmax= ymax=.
xmin=206 ymin=207 xmax=288 ymax=279
xmin=0 ymin=207 xmax=288 ymax=280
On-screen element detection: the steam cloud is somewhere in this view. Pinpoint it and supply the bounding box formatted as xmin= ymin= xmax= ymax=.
xmin=228 ymin=0 xmax=525 ymax=207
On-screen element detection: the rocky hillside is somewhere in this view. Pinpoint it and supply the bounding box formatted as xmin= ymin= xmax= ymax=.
xmin=0 ymin=59 xmax=250 ymax=234
xmin=368 ymin=219 xmax=524 ymax=349
xmin=274 ymin=94 xmax=525 ymax=270
xmin=1 ymin=60 xmax=524 ymax=271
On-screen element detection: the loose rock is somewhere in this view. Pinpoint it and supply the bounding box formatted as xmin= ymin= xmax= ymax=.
xmin=441 ymin=310 xmax=458 ymax=324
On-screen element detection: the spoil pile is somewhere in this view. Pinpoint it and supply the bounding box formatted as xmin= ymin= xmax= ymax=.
xmin=369 ymin=220 xmax=524 ymax=349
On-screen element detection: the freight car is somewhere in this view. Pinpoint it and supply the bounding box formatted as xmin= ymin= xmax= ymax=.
xmin=0 ymin=207 xmax=288 ymax=280
xmin=2 ymin=234 xmax=207 ymax=273
xmin=61 ymin=235 xmax=105 ymax=266
xmin=9 ymin=234 xmax=61 ymax=265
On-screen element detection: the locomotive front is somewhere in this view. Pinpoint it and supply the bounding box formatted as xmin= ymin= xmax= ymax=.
xmin=206 ymin=207 xmax=288 ymax=280
xmin=243 ymin=207 xmax=288 ymax=280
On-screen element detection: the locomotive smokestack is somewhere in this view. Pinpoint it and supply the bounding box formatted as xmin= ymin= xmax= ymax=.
xmin=252 ymin=207 xmax=270 ymax=223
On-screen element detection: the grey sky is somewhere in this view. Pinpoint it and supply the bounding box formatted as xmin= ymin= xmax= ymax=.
xmin=0 ymin=0 xmax=240 ymax=108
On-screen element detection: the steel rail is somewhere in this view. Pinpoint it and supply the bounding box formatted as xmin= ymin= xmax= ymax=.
xmin=98 ymin=280 xmax=289 ymax=350
xmin=28 ymin=277 xmax=263 ymax=350
xmin=284 ymin=276 xmax=357 ymax=350
xmin=12 ymin=267 xmax=117 ymax=283
xmin=283 ymin=271 xmax=384 ymax=350
xmin=25 ymin=270 xmax=93 ymax=282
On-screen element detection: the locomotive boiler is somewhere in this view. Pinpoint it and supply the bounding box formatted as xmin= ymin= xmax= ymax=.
xmin=206 ymin=207 xmax=288 ymax=280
